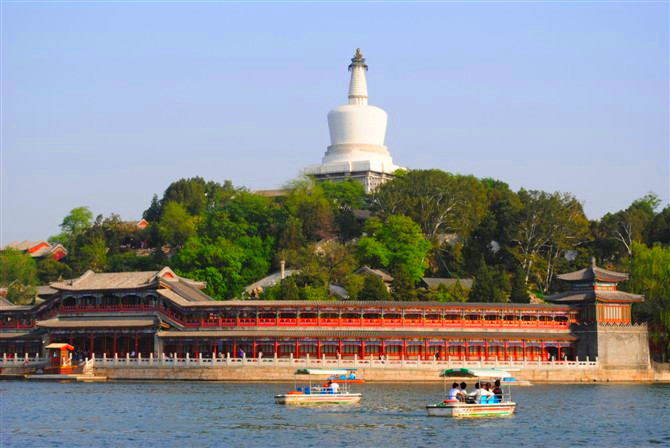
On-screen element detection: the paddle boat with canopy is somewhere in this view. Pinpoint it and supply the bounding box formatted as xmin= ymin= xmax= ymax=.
xmin=275 ymin=369 xmax=363 ymax=405
xmin=426 ymin=368 xmax=517 ymax=418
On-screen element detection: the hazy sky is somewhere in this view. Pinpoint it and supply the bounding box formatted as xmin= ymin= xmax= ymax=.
xmin=2 ymin=2 xmax=668 ymax=244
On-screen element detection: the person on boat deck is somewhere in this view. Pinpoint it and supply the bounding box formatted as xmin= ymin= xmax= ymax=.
xmin=492 ymin=380 xmax=503 ymax=401
xmin=328 ymin=380 xmax=340 ymax=393
xmin=447 ymin=383 xmax=460 ymax=400
xmin=459 ymin=382 xmax=468 ymax=402
xmin=468 ymin=382 xmax=493 ymax=400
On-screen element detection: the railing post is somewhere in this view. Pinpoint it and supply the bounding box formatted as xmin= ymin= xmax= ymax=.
xmin=13 ymin=354 xmax=18 ymax=366
xmin=198 ymin=353 xmax=202 ymax=366
xmin=273 ymin=352 xmax=277 ymax=366
xmin=114 ymin=353 xmax=118 ymax=366
xmin=138 ymin=353 xmax=142 ymax=366
xmin=126 ymin=353 xmax=130 ymax=366
xmin=186 ymin=353 xmax=190 ymax=367
xmin=161 ymin=352 xmax=165 ymax=366
xmin=354 ymin=354 xmax=358 ymax=367
xmin=306 ymin=353 xmax=310 ymax=366
xmin=149 ymin=353 xmax=154 ymax=366
xmin=226 ymin=352 xmax=231 ymax=366
xmin=2 ymin=353 xmax=6 ymax=364
xmin=289 ymin=353 xmax=293 ymax=366
xmin=595 ymin=356 xmax=598 ymax=366
xmin=401 ymin=355 xmax=405 ymax=368
xmin=103 ymin=353 xmax=107 ymax=366
xmin=322 ymin=354 xmax=326 ymax=367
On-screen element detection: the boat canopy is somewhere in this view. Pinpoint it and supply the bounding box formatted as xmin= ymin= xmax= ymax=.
xmin=294 ymin=369 xmax=354 ymax=376
xmin=439 ymin=368 xmax=512 ymax=379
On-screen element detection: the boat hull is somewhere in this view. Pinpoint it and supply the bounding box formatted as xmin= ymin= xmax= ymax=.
xmin=275 ymin=393 xmax=362 ymax=405
xmin=426 ymin=402 xmax=516 ymax=418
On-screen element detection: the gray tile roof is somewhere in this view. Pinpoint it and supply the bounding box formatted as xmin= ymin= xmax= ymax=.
xmin=36 ymin=317 xmax=158 ymax=329
xmin=544 ymin=290 xmax=643 ymax=304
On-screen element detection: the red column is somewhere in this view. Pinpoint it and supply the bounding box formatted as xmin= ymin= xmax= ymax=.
xmin=485 ymin=340 xmax=489 ymax=361
xmin=504 ymin=341 xmax=508 ymax=360
xmin=381 ymin=340 xmax=385 ymax=357
xmin=135 ymin=333 xmax=139 ymax=356
xmin=541 ymin=341 xmax=545 ymax=361
xmin=274 ymin=339 xmax=278 ymax=356
xmin=195 ymin=341 xmax=199 ymax=358
xmin=113 ymin=334 xmax=117 ymax=355
xmin=523 ymin=341 xmax=527 ymax=361
xmin=89 ymin=334 xmax=94 ymax=354
xmin=557 ymin=342 xmax=561 ymax=361
xmin=464 ymin=341 xmax=468 ymax=360
xmin=317 ymin=340 xmax=321 ymax=358
xmin=295 ymin=339 xmax=300 ymax=358
xmin=424 ymin=339 xmax=429 ymax=360
xmin=338 ymin=339 xmax=343 ymax=358
xmin=444 ymin=340 xmax=449 ymax=359
xmin=253 ymin=340 xmax=257 ymax=358
xmin=233 ymin=339 xmax=237 ymax=358
xmin=402 ymin=339 xmax=407 ymax=358
xmin=361 ymin=339 xmax=365 ymax=358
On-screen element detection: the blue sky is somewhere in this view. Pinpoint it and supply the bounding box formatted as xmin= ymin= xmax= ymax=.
xmin=2 ymin=2 xmax=668 ymax=244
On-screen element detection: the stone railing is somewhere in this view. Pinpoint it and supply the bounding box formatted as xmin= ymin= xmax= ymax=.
xmin=88 ymin=353 xmax=599 ymax=370
xmin=0 ymin=353 xmax=49 ymax=367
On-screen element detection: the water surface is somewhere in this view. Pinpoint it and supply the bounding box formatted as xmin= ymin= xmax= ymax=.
xmin=2 ymin=382 xmax=669 ymax=447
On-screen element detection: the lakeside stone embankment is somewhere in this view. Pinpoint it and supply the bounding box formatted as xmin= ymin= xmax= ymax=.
xmin=90 ymin=365 xmax=668 ymax=383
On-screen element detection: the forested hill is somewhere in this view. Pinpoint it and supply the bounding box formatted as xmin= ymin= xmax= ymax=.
xmin=2 ymin=170 xmax=669 ymax=358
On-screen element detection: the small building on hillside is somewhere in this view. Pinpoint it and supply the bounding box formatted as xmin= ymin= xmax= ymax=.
xmin=3 ymin=240 xmax=68 ymax=261
xmin=354 ymin=266 xmax=393 ymax=288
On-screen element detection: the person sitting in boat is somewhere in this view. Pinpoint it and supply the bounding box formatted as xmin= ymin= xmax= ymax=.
xmin=447 ymin=383 xmax=460 ymax=401
xmin=492 ymin=380 xmax=503 ymax=402
xmin=458 ymin=382 xmax=468 ymax=402
xmin=468 ymin=382 xmax=493 ymax=403
xmin=328 ymin=380 xmax=340 ymax=394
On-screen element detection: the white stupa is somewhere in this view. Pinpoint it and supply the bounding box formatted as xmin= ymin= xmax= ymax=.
xmin=304 ymin=49 xmax=402 ymax=193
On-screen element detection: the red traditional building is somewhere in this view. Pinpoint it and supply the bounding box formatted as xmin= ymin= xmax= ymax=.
xmin=0 ymin=262 xmax=648 ymax=367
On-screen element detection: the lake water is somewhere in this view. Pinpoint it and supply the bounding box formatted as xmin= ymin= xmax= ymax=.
xmin=1 ymin=381 xmax=669 ymax=447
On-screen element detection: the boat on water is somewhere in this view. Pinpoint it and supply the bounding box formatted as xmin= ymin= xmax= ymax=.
xmin=426 ymin=368 xmax=517 ymax=418
xmin=275 ymin=369 xmax=363 ymax=405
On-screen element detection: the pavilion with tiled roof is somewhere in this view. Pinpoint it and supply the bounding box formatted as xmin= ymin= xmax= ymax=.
xmin=545 ymin=259 xmax=643 ymax=324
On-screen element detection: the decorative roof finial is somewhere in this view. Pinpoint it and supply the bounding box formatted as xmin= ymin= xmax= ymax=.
xmin=349 ymin=48 xmax=368 ymax=71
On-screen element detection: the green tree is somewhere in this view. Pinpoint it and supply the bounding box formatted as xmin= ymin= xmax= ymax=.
xmin=510 ymin=190 xmax=589 ymax=293
xmin=143 ymin=194 xmax=162 ymax=222
xmin=344 ymin=274 xmax=365 ymax=300
xmin=357 ymin=215 xmax=432 ymax=283
xmin=78 ymin=237 xmax=108 ymax=272
xmin=372 ymin=169 xmax=488 ymax=241
xmin=0 ymin=249 xmax=37 ymax=287
xmin=37 ymin=257 xmax=72 ymax=283
xmin=50 ymin=206 xmax=94 ymax=251
xmin=628 ymin=242 xmax=670 ymax=362
xmin=279 ymin=276 xmax=300 ymax=300
xmin=358 ymin=274 xmax=391 ymax=301
xmin=159 ymin=201 xmax=197 ymax=247
xmin=391 ymin=266 xmax=417 ymax=301
xmin=509 ymin=265 xmax=530 ymax=303
xmin=282 ymin=177 xmax=334 ymax=242
xmin=469 ymin=257 xmax=509 ymax=303
xmin=7 ymin=283 xmax=37 ymax=305
xmin=172 ymin=235 xmax=272 ymax=299
xmin=598 ymin=193 xmax=661 ymax=260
